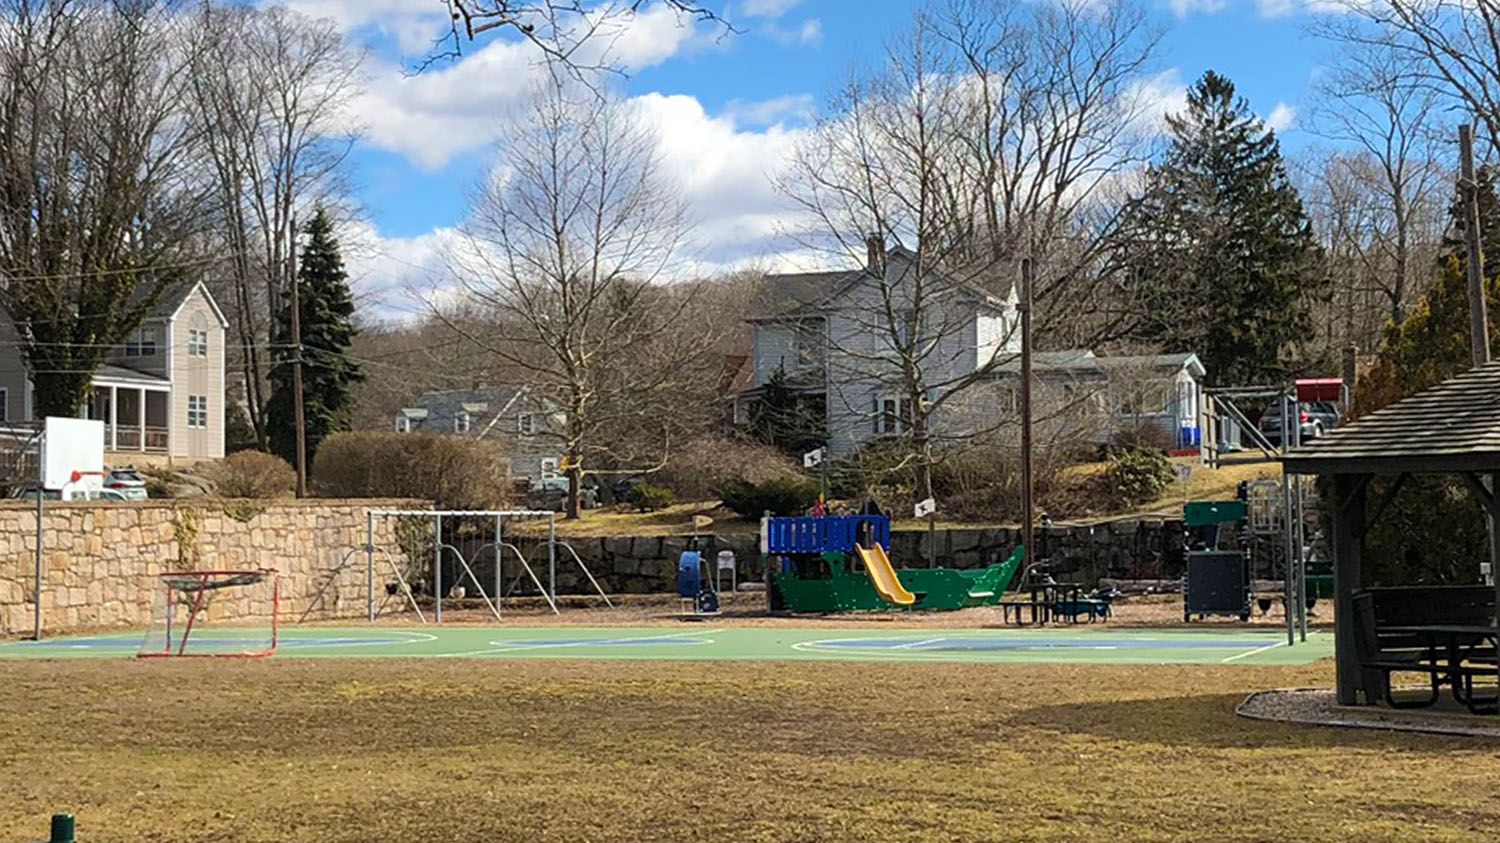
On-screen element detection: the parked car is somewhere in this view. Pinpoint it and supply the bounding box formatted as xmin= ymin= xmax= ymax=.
xmin=104 ymin=467 xmax=149 ymax=500
xmin=1258 ymin=401 xmax=1340 ymax=446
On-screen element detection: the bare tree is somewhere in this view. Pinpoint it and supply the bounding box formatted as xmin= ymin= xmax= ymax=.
xmin=778 ymin=0 xmax=1161 ymax=506
xmin=188 ymin=2 xmax=363 ymax=448
xmin=1318 ymin=0 xmax=1500 ymax=155
xmin=0 ymin=0 xmax=212 ymax=416
xmin=443 ymin=86 xmax=713 ymax=518
xmin=433 ymin=0 xmax=730 ymax=69
xmin=1306 ymin=31 xmax=1450 ymax=333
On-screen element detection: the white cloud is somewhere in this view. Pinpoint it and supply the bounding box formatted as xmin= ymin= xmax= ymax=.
xmin=739 ymin=0 xmax=805 ymax=18
xmin=1167 ymin=0 xmax=1227 ymax=18
xmin=350 ymin=3 xmax=721 ymax=170
xmin=1257 ymin=0 xmax=1298 ymax=17
xmin=1266 ymin=101 xmax=1297 ymax=132
xmin=282 ymin=0 xmax=447 ymax=55
xmin=1125 ymin=69 xmax=1188 ymax=133
xmin=764 ymin=16 xmax=822 ymax=46
xmin=724 ymin=93 xmax=816 ymax=126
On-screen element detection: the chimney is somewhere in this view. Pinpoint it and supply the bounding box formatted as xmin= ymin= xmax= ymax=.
xmin=865 ymin=233 xmax=885 ymax=270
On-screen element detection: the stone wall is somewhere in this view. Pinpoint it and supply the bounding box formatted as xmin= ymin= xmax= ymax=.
xmin=0 ymin=499 xmax=418 ymax=636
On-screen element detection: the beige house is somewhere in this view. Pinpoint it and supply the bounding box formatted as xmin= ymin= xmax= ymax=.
xmin=0 ymin=281 xmax=228 ymax=461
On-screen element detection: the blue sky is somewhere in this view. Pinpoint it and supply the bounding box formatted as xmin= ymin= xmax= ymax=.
xmin=284 ymin=0 xmax=1337 ymax=315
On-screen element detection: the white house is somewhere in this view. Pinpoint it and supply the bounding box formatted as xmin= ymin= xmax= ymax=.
xmin=0 ymin=281 xmax=228 ymax=461
xmin=395 ymin=386 xmax=563 ymax=483
xmin=737 ymin=241 xmax=1205 ymax=455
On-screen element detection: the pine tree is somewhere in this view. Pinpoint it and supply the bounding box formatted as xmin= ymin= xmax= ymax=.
xmin=746 ymin=364 xmax=827 ymax=458
xmin=1357 ymin=168 xmax=1500 ymax=414
xmin=1118 ymin=70 xmax=1325 ymax=387
xmin=266 ymin=207 xmax=362 ymax=470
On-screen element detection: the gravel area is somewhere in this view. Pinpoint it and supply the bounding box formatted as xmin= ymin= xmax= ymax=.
xmin=1238 ymin=687 xmax=1500 ymax=737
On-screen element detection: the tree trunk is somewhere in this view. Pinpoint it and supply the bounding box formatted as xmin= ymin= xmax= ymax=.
xmin=31 ymin=370 xmax=92 ymax=418
xmin=565 ymin=461 xmax=582 ymax=520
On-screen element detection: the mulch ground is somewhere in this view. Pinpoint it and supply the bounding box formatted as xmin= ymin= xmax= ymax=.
xmin=1 ymin=655 xmax=1494 ymax=842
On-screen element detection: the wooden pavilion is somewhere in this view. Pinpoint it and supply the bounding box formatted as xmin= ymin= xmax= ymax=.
xmin=1282 ymin=361 xmax=1500 ymax=706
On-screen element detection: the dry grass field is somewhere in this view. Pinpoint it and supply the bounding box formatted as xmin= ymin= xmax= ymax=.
xmin=2 ymin=656 xmax=1496 ymax=842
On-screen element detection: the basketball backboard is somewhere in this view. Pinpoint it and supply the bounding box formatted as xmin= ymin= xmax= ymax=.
xmin=41 ymin=417 xmax=105 ymax=490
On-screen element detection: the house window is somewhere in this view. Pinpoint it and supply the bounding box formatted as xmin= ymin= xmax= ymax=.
xmin=455 ymin=411 xmax=471 ymax=433
xmin=187 ymin=328 xmax=208 ymax=357
xmin=187 ymin=395 xmax=208 ymax=429
xmin=875 ymin=395 xmax=909 ymax=435
xmin=540 ymin=457 xmax=559 ymax=479
xmin=124 ymin=327 xmax=157 ymax=357
xmin=396 ymin=414 xmax=411 ymax=433
xmin=518 ymin=413 xmax=536 ymax=435
xmin=0 ymin=387 xmax=7 ymax=421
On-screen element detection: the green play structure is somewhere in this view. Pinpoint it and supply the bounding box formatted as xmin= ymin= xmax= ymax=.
xmin=764 ymin=515 xmax=1025 ymax=613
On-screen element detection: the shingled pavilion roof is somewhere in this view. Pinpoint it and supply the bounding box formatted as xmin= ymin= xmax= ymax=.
xmin=1282 ymin=360 xmax=1500 ymax=476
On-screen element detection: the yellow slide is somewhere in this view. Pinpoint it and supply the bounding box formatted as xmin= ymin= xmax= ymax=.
xmin=854 ymin=543 xmax=916 ymax=606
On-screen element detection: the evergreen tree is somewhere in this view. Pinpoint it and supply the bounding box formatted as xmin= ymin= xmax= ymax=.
xmin=745 ymin=364 xmax=827 ymax=458
xmin=1117 ymin=70 xmax=1325 ymax=387
xmin=266 ymin=207 xmax=362 ymax=469
xmin=1350 ymin=170 xmax=1500 ymax=586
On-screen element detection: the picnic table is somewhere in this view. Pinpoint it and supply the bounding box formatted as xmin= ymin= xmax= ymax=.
xmin=1384 ymin=624 xmax=1500 ymax=714
xmin=999 ymin=581 xmax=1110 ymax=625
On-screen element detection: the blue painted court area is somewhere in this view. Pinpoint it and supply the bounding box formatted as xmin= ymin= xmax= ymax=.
xmin=0 ymin=626 xmax=1332 ymax=665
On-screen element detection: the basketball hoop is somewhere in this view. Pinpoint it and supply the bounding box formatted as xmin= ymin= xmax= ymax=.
xmin=139 ymin=569 xmax=280 ymax=659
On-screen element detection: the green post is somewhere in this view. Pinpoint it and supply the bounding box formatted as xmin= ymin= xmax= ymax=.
xmin=49 ymin=813 xmax=75 ymax=843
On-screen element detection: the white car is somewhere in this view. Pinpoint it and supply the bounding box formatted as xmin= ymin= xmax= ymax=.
xmin=104 ymin=467 xmax=149 ymax=500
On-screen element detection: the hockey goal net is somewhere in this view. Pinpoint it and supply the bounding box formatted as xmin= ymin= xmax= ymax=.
xmin=138 ymin=570 xmax=280 ymax=658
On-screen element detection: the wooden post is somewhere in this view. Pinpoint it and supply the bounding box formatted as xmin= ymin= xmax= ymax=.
xmin=1019 ymin=258 xmax=1034 ymax=566
xmin=289 ymin=215 xmax=308 ymax=498
xmin=1331 ymin=473 xmax=1366 ymax=705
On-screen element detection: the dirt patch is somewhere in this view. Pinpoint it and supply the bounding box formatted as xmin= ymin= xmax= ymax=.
xmin=2 ymin=658 xmax=1496 ymax=842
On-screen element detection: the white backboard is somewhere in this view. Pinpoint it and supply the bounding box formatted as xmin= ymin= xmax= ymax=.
xmin=914 ymin=497 xmax=937 ymax=519
xmin=41 ymin=417 xmax=105 ymax=490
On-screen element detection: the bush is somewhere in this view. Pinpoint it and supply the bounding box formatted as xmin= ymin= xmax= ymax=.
xmin=203 ymin=451 xmax=296 ymax=498
xmin=657 ymin=436 xmax=806 ymax=501
xmin=718 ymin=476 xmax=820 ymax=517
xmin=626 ymin=483 xmax=676 ymax=512
xmin=311 ymin=431 xmax=512 ymax=510
xmin=1103 ymin=444 xmax=1175 ymax=505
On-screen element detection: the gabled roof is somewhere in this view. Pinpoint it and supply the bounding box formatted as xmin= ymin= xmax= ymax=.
xmin=130 ymin=280 xmax=229 ymax=328
xmin=1283 ymin=360 xmax=1500 ymax=475
xmin=750 ymin=246 xmax=1011 ymax=322
xmin=992 ymin=350 xmax=1204 ymax=378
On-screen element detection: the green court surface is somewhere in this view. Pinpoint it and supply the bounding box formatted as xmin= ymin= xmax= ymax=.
xmin=0 ymin=625 xmax=1333 ymax=665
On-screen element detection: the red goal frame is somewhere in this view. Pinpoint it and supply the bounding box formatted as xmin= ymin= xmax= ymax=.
xmin=137 ymin=569 xmax=280 ymax=659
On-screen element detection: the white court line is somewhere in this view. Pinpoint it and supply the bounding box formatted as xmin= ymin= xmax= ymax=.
xmin=435 ymin=628 xmax=724 ymax=659
xmin=892 ymin=637 xmax=947 ymax=650
xmin=1220 ymin=639 xmax=1285 ymax=663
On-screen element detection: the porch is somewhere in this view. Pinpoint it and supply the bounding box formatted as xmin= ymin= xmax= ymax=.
xmin=87 ymin=365 xmax=170 ymax=454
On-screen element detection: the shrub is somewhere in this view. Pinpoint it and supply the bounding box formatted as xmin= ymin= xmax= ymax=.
xmin=311 ymin=431 xmax=511 ymax=510
xmin=656 ymin=436 xmax=806 ymax=501
xmin=204 ymin=451 xmax=296 ymax=498
xmin=718 ymin=476 xmax=820 ymax=517
xmin=1103 ymin=444 xmax=1175 ymax=505
xmin=626 ymin=482 xmax=676 ymax=512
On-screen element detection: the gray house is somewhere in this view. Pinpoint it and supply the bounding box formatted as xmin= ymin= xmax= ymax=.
xmin=0 ymin=281 xmax=228 ymax=461
xmin=737 ymin=242 xmax=1205 ymax=455
xmin=395 ymin=387 xmax=562 ymax=483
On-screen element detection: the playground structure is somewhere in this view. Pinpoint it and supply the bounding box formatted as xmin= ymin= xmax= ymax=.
xmin=362 ymin=509 xmax=613 ymax=622
xmin=762 ymin=515 xmax=1025 ymax=613
xmin=1197 ymin=378 xmax=1341 ymax=644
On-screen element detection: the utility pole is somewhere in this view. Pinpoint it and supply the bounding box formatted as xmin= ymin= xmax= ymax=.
xmin=1460 ymin=124 xmax=1490 ymax=367
xmin=1019 ymin=258 xmax=1035 ymax=567
xmin=289 ymin=214 xmax=308 ymax=498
